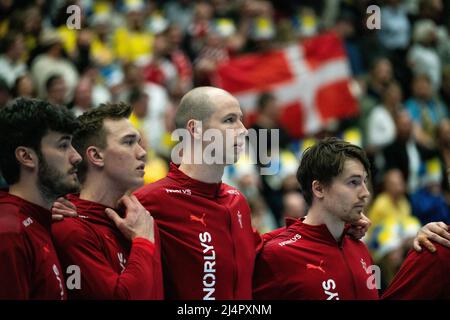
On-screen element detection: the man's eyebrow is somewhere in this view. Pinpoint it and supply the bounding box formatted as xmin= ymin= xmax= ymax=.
xmin=223 ymin=112 xmax=243 ymax=118
xmin=346 ymin=174 xmax=367 ymax=180
xmin=58 ymin=135 xmax=72 ymax=142
xmin=121 ymin=133 xmax=138 ymax=140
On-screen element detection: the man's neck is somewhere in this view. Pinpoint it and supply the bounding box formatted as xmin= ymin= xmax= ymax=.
xmin=80 ymin=175 xmax=127 ymax=208
xmin=8 ymin=181 xmax=53 ymax=210
xmin=178 ymin=162 xmax=224 ymax=183
xmin=303 ymin=206 xmax=346 ymax=242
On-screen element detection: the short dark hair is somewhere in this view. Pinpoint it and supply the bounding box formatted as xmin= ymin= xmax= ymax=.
xmin=0 ymin=32 xmax=22 ymax=53
xmin=45 ymin=74 xmax=63 ymax=91
xmin=73 ymin=102 xmax=132 ymax=183
xmin=257 ymin=92 xmax=275 ymax=112
xmin=296 ymin=137 xmax=370 ymax=206
xmin=128 ymin=87 xmax=146 ymax=105
xmin=0 ymin=98 xmax=79 ymax=184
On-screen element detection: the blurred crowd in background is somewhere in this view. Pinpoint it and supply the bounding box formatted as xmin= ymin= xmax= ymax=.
xmin=1 ymin=0 xmax=450 ymax=290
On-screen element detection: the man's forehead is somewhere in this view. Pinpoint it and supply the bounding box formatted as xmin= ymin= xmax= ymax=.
xmin=341 ymin=158 xmax=368 ymax=177
xmin=42 ymin=130 xmax=72 ymax=142
xmin=103 ymin=118 xmax=138 ymax=136
xmin=210 ymin=97 xmax=242 ymax=116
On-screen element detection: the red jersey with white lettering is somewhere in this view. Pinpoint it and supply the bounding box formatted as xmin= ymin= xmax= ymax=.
xmin=51 ymin=194 xmax=164 ymax=299
xmin=382 ymin=235 xmax=450 ymax=299
xmin=253 ymin=219 xmax=379 ymax=300
xmin=0 ymin=190 xmax=66 ymax=300
xmin=134 ymin=163 xmax=262 ymax=300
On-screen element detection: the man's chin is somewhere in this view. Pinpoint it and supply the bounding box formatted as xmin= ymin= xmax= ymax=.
xmin=128 ymin=178 xmax=145 ymax=192
xmin=344 ymin=211 xmax=362 ymax=224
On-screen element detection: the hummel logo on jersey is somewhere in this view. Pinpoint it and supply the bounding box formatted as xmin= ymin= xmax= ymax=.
xmin=43 ymin=243 xmax=51 ymax=255
xmin=22 ymin=217 xmax=33 ymax=227
xmin=165 ymin=188 xmax=192 ymax=195
xmin=306 ymin=260 xmax=325 ymax=274
xmin=227 ymin=190 xmax=240 ymax=196
xmin=278 ymin=234 xmax=302 ymax=246
xmin=190 ymin=213 xmax=207 ymax=227
xmin=117 ymin=252 xmax=126 ymax=273
xmin=237 ymin=211 xmax=243 ymax=229
xmin=360 ymin=258 xmax=370 ymax=274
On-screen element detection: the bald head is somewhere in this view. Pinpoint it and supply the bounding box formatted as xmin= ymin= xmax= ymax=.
xmin=175 ymin=86 xmax=236 ymax=129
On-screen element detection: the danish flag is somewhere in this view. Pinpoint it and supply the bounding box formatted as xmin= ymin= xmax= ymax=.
xmin=215 ymin=32 xmax=359 ymax=138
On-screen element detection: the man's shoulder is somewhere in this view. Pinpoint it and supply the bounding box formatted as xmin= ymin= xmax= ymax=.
xmin=52 ymin=216 xmax=98 ymax=246
xmin=219 ymin=183 xmax=248 ymax=201
xmin=430 ymin=242 xmax=450 ymax=263
xmin=134 ymin=176 xmax=174 ymax=198
xmin=262 ymin=223 xmax=304 ymax=253
xmin=0 ymin=203 xmax=32 ymax=236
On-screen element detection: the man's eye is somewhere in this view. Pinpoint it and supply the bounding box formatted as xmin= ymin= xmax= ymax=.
xmin=59 ymin=143 xmax=69 ymax=149
xmin=224 ymin=118 xmax=234 ymax=123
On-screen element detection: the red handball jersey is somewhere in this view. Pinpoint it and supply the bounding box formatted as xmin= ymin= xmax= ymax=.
xmin=51 ymin=195 xmax=164 ymax=299
xmin=253 ymin=219 xmax=379 ymax=300
xmin=382 ymin=234 xmax=450 ymax=299
xmin=0 ymin=190 xmax=66 ymax=300
xmin=134 ymin=163 xmax=262 ymax=300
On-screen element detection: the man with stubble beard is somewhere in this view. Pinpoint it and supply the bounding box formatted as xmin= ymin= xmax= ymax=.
xmin=0 ymin=98 xmax=82 ymax=299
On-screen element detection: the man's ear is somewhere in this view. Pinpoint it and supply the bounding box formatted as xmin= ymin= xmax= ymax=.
xmin=187 ymin=119 xmax=202 ymax=140
xmin=86 ymin=146 xmax=104 ymax=168
xmin=15 ymin=146 xmax=37 ymax=169
xmin=311 ymin=180 xmax=325 ymax=200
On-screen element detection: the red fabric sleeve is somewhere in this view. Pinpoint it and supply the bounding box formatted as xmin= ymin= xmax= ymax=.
xmin=56 ymin=224 xmax=159 ymax=300
xmin=253 ymin=248 xmax=283 ymax=300
xmin=382 ymin=248 xmax=444 ymax=299
xmin=0 ymin=232 xmax=32 ymax=299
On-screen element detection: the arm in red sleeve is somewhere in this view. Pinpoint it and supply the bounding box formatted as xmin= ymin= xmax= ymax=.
xmin=56 ymin=223 xmax=160 ymax=300
xmin=0 ymin=233 xmax=32 ymax=299
xmin=261 ymin=227 xmax=285 ymax=244
xmin=382 ymin=248 xmax=445 ymax=299
xmin=253 ymin=228 xmax=264 ymax=254
xmin=253 ymin=248 xmax=283 ymax=300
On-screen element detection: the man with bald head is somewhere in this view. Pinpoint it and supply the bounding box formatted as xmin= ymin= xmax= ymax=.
xmin=134 ymin=86 xmax=257 ymax=299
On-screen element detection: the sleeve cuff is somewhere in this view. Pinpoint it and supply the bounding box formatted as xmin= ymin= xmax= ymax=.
xmin=132 ymin=237 xmax=156 ymax=256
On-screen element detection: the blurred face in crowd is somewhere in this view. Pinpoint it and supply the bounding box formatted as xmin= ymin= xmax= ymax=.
xmin=47 ymin=77 xmax=67 ymax=105
xmin=9 ymin=35 xmax=25 ymax=61
xmin=125 ymin=65 xmax=145 ymax=87
xmin=153 ymin=34 xmax=170 ymax=56
xmin=74 ymin=78 xmax=92 ymax=110
xmin=127 ymin=10 xmax=145 ymax=30
xmin=261 ymin=96 xmax=279 ymax=120
xmin=437 ymin=119 xmax=450 ymax=147
xmin=396 ymin=111 xmax=413 ymax=140
xmin=194 ymin=2 xmax=213 ymax=22
xmin=441 ymin=68 xmax=450 ymax=94
xmin=167 ymin=24 xmax=184 ymax=48
xmin=132 ymin=93 xmax=149 ymax=119
xmin=384 ymin=169 xmax=406 ymax=200
xmin=412 ymin=75 xmax=433 ymax=99
xmin=15 ymin=75 xmax=35 ymax=98
xmin=383 ymin=82 xmax=403 ymax=107
xmin=283 ymin=192 xmax=307 ymax=220
xmin=372 ymin=58 xmax=392 ymax=85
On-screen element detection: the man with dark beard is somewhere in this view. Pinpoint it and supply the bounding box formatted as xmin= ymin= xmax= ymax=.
xmin=0 ymin=98 xmax=82 ymax=299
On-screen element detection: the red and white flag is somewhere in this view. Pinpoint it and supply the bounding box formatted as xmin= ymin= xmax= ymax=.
xmin=214 ymin=32 xmax=359 ymax=138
